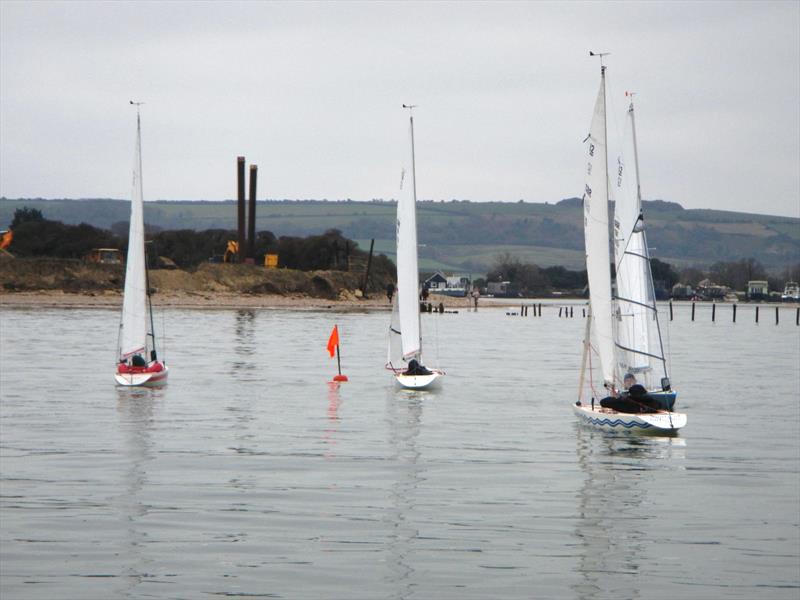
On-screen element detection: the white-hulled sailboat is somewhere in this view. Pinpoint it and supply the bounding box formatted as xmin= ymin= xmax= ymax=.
xmin=115 ymin=102 xmax=168 ymax=387
xmin=386 ymin=105 xmax=444 ymax=390
xmin=573 ymin=55 xmax=685 ymax=432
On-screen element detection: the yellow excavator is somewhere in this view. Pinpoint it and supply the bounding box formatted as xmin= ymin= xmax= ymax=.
xmin=223 ymin=240 xmax=239 ymax=263
xmin=0 ymin=229 xmax=13 ymax=251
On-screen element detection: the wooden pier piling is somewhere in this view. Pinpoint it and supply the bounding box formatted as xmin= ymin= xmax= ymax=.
xmin=712 ymin=302 xmax=716 ymax=322
xmin=733 ymin=303 xmax=736 ymax=323
xmin=756 ymin=306 xmax=759 ymax=323
xmin=691 ymin=302 xmax=695 ymax=321
xmin=669 ymin=300 xmax=673 ymax=321
xmin=775 ymin=306 xmax=779 ymax=325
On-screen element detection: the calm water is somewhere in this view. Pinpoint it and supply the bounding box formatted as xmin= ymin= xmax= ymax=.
xmin=1 ymin=301 xmax=798 ymax=599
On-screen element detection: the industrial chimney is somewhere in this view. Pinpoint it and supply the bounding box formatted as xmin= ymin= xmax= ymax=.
xmin=248 ymin=165 xmax=258 ymax=264
xmin=237 ymin=156 xmax=246 ymax=263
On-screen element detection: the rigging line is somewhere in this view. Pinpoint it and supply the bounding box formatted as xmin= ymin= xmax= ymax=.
xmin=614 ymin=295 xmax=657 ymax=312
xmin=614 ymin=219 xmax=644 ymax=272
xmin=614 ymin=341 xmax=665 ymax=362
xmin=433 ymin=308 xmax=441 ymax=369
xmin=641 ymin=226 xmax=669 ymax=377
xmin=587 ymin=343 xmax=600 ymax=400
xmin=161 ymin=311 xmax=166 ymax=363
xmin=623 ymin=249 xmax=649 ymax=261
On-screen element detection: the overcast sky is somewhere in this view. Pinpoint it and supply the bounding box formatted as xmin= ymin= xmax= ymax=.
xmin=1 ymin=1 xmax=798 ymax=217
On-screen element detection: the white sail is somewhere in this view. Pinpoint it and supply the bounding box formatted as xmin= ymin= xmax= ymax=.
xmin=613 ymin=98 xmax=668 ymax=391
xmin=395 ymin=114 xmax=421 ymax=360
xmin=583 ymin=67 xmax=616 ymax=387
xmin=387 ymin=295 xmax=403 ymax=368
xmin=118 ymin=111 xmax=149 ymax=361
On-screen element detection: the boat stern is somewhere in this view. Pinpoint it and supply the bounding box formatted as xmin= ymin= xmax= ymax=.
xmin=394 ymin=370 xmax=442 ymax=390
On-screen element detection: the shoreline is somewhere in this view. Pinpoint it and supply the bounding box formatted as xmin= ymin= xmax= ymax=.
xmin=0 ymin=290 xmax=480 ymax=311
xmin=5 ymin=291 xmax=790 ymax=312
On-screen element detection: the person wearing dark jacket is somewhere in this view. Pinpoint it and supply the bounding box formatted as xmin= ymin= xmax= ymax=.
xmin=404 ymin=359 xmax=432 ymax=376
xmin=600 ymin=383 xmax=661 ymax=413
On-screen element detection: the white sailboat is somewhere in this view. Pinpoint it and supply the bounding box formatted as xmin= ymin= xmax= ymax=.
xmin=386 ymin=105 xmax=444 ymax=390
xmin=115 ymin=103 xmax=168 ymax=387
xmin=573 ymin=56 xmax=685 ymax=432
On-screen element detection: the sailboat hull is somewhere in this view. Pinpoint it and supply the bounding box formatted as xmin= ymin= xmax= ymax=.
xmin=648 ymin=390 xmax=677 ymax=411
xmin=115 ymin=364 xmax=169 ymax=387
xmin=572 ymin=403 xmax=686 ymax=433
xmin=394 ymin=371 xmax=443 ymax=390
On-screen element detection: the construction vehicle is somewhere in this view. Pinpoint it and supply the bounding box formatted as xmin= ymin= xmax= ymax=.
xmin=0 ymin=229 xmax=12 ymax=251
xmin=0 ymin=229 xmax=13 ymax=258
xmin=264 ymin=253 xmax=279 ymax=268
xmin=223 ymin=240 xmax=239 ymax=263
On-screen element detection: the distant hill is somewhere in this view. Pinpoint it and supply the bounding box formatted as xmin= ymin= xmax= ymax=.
xmin=1 ymin=197 xmax=798 ymax=273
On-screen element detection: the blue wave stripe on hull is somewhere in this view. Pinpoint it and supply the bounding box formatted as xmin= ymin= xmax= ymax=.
xmin=581 ymin=415 xmax=654 ymax=429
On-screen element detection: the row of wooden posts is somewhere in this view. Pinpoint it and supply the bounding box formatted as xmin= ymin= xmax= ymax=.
xmin=514 ymin=302 xmax=800 ymax=325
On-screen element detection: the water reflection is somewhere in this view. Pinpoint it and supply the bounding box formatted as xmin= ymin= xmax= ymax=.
xmin=384 ymin=388 xmax=424 ymax=600
xmin=115 ymin=386 xmax=161 ymax=598
xmin=232 ymin=309 xmax=257 ymax=378
xmin=573 ymin=428 xmax=686 ymax=600
xmin=323 ymin=382 xmax=342 ymax=459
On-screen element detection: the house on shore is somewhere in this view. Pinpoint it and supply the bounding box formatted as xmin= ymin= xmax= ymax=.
xmin=746 ymin=280 xmax=769 ymax=301
xmin=423 ymin=272 xmax=472 ymax=297
xmin=487 ymin=280 xmax=522 ymax=298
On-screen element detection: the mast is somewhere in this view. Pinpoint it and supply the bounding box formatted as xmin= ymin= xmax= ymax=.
xmin=582 ymin=52 xmax=616 ymax=389
xmin=626 ymin=95 xmax=669 ymax=381
xmin=406 ymin=104 xmax=422 ymax=360
xmin=578 ymin=309 xmax=592 ymax=401
xmin=133 ymin=103 xmax=159 ymax=362
xmin=119 ymin=101 xmax=150 ymax=362
xmin=395 ymin=104 xmax=422 ymax=362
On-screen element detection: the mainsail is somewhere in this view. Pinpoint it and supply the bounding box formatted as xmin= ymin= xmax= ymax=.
xmin=395 ymin=113 xmax=422 ymax=360
xmin=582 ymin=66 xmax=616 ymax=387
xmin=387 ymin=295 xmax=403 ymax=368
xmin=613 ymin=97 xmax=668 ymax=390
xmin=118 ymin=110 xmax=149 ymax=361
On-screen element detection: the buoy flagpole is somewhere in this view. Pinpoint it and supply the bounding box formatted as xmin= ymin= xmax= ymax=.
xmin=328 ymin=323 xmax=348 ymax=382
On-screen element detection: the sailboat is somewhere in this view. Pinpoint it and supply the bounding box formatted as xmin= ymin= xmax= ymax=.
xmin=572 ymin=56 xmax=685 ymax=432
xmin=115 ymin=102 xmax=169 ymax=387
xmin=385 ymin=105 xmax=444 ymax=390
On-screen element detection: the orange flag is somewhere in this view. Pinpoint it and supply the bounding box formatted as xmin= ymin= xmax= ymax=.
xmin=327 ymin=325 xmax=339 ymax=358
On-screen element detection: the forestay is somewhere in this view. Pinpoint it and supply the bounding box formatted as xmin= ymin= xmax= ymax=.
xmin=387 ymin=297 xmax=403 ymax=369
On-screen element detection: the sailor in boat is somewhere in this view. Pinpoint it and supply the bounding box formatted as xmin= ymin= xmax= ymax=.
xmin=599 ymin=373 xmax=661 ymax=413
xmin=404 ymin=359 xmax=432 ymax=376
xmin=118 ymin=352 xmax=164 ymax=374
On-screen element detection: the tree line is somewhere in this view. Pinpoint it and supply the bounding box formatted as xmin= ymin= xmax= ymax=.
xmin=7 ymin=207 xmax=797 ymax=296
xmin=482 ymin=252 xmax=800 ymax=297
xmin=5 ymin=208 xmax=395 ymax=282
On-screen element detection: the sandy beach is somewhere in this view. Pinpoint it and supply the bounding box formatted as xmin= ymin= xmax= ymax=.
xmin=0 ymin=289 xmax=479 ymax=311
